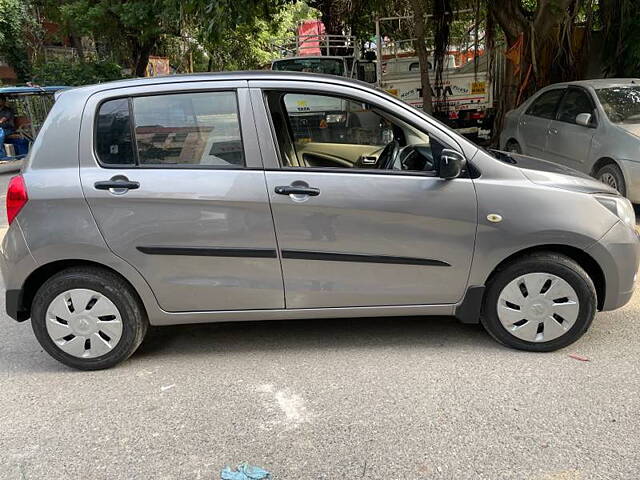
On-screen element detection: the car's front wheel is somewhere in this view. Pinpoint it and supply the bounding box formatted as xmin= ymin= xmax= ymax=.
xmin=595 ymin=163 xmax=626 ymax=196
xmin=505 ymin=139 xmax=522 ymax=154
xmin=31 ymin=266 xmax=148 ymax=370
xmin=481 ymin=253 xmax=597 ymax=352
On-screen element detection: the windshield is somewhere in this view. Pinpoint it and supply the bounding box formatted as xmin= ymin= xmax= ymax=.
xmin=272 ymin=58 xmax=345 ymax=76
xmin=595 ymin=85 xmax=640 ymax=124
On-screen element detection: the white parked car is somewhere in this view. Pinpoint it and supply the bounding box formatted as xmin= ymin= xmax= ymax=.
xmin=500 ymin=79 xmax=640 ymax=201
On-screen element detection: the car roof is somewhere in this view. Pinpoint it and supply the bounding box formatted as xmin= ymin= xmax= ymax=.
xmin=64 ymin=71 xmax=372 ymax=96
xmin=271 ymin=56 xmax=347 ymax=61
xmin=547 ymin=78 xmax=640 ymax=89
xmin=0 ymin=85 xmax=70 ymax=95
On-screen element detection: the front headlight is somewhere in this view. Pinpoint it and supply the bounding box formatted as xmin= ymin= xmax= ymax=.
xmin=595 ymin=194 xmax=636 ymax=229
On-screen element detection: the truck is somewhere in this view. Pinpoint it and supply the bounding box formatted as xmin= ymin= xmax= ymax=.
xmin=374 ymin=15 xmax=500 ymax=141
xmin=380 ymin=54 xmax=496 ymax=139
xmin=269 ymin=17 xmax=500 ymax=141
xmin=269 ymin=20 xmax=377 ymax=84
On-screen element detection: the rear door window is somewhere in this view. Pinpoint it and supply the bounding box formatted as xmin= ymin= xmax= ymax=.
xmin=525 ymin=89 xmax=565 ymax=119
xmin=132 ymin=91 xmax=245 ymax=167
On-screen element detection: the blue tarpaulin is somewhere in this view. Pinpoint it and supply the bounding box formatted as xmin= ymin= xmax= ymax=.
xmin=220 ymin=463 xmax=270 ymax=480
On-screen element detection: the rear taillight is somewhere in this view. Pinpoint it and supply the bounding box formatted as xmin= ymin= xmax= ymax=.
xmin=7 ymin=175 xmax=28 ymax=225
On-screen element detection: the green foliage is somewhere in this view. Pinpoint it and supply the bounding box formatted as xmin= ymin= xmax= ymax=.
xmin=0 ymin=0 xmax=38 ymax=82
xmin=604 ymin=0 xmax=640 ymax=77
xmin=202 ymin=1 xmax=319 ymax=71
xmin=31 ymin=58 xmax=127 ymax=86
xmin=56 ymin=0 xmax=182 ymax=75
xmin=185 ymin=0 xmax=289 ymax=44
xmin=58 ymin=0 xmax=180 ymax=42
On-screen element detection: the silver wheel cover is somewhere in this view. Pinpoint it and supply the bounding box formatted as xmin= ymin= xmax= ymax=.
xmin=45 ymin=288 xmax=123 ymax=358
xmin=497 ymin=273 xmax=580 ymax=343
xmin=599 ymin=172 xmax=618 ymax=190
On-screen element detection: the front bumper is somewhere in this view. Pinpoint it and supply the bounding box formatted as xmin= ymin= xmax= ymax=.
xmin=619 ymin=159 xmax=640 ymax=204
xmin=587 ymin=220 xmax=640 ymax=311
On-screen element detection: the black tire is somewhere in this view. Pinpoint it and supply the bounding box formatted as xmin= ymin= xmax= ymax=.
xmin=595 ymin=163 xmax=626 ymax=197
xmin=481 ymin=253 xmax=597 ymax=352
xmin=505 ymin=139 xmax=521 ymax=154
xmin=31 ymin=266 xmax=148 ymax=370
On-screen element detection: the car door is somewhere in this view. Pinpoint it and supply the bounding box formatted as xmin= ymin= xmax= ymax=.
xmin=519 ymin=88 xmax=566 ymax=157
xmin=78 ymin=82 xmax=284 ymax=312
xmin=545 ymin=86 xmax=596 ymax=172
xmin=249 ymin=80 xmax=478 ymax=309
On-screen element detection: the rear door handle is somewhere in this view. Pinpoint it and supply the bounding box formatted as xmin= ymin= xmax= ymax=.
xmin=548 ymin=128 xmax=558 ymax=135
xmin=275 ymin=186 xmax=320 ymax=196
xmin=94 ymin=178 xmax=140 ymax=191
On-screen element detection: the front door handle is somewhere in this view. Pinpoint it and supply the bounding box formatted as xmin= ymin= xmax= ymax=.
xmin=548 ymin=127 xmax=558 ymax=135
xmin=275 ymin=186 xmax=320 ymax=196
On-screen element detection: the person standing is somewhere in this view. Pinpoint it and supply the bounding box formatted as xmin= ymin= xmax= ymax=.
xmin=0 ymin=95 xmax=15 ymax=158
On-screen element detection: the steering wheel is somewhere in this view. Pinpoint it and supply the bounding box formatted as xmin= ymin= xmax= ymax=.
xmin=398 ymin=144 xmax=434 ymax=171
xmin=376 ymin=140 xmax=400 ymax=170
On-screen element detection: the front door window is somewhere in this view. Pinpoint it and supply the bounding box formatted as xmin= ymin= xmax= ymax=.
xmin=556 ymin=89 xmax=594 ymax=125
xmin=266 ymin=91 xmax=446 ymax=174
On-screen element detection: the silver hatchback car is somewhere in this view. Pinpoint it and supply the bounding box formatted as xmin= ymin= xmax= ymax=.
xmin=2 ymin=72 xmax=639 ymax=370
xmin=500 ymin=79 xmax=640 ymax=201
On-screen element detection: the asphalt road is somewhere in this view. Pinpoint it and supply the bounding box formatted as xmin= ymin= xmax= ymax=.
xmin=1 ymin=172 xmax=639 ymax=480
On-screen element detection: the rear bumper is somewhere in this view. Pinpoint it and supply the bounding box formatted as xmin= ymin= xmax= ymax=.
xmin=0 ymin=221 xmax=37 ymax=321
xmin=587 ymin=220 xmax=640 ymax=311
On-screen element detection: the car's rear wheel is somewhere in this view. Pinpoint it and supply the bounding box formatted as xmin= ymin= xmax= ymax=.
xmin=505 ymin=140 xmax=521 ymax=154
xmin=481 ymin=253 xmax=596 ymax=352
xmin=31 ymin=266 xmax=148 ymax=370
xmin=595 ymin=163 xmax=626 ymax=196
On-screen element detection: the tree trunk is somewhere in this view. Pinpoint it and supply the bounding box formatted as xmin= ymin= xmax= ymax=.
xmin=69 ymin=34 xmax=85 ymax=61
xmin=133 ymin=40 xmax=155 ymax=77
xmin=314 ymin=0 xmax=345 ymax=36
xmin=411 ymin=0 xmax=434 ymax=115
xmin=488 ymin=0 xmax=572 ymax=138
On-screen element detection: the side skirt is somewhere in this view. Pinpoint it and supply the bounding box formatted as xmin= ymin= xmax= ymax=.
xmin=148 ymin=303 xmax=457 ymax=326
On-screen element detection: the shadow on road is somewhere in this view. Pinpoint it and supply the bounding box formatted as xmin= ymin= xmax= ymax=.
xmin=135 ymin=315 xmax=500 ymax=361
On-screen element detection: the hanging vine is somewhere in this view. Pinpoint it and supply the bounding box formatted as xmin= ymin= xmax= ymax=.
xmin=432 ymin=0 xmax=453 ymax=114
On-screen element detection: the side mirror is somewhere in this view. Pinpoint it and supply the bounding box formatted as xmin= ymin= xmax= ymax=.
xmin=575 ymin=113 xmax=593 ymax=127
xmin=439 ymin=149 xmax=466 ymax=179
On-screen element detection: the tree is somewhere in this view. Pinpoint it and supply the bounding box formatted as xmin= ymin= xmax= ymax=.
xmin=195 ymin=1 xmax=318 ymax=71
xmin=0 ymin=0 xmax=39 ymax=82
xmin=31 ymin=58 xmax=126 ymax=85
xmin=57 ymin=0 xmax=182 ymax=76
xmin=601 ymin=0 xmax=640 ymax=77
xmin=410 ymin=0 xmax=434 ymax=114
xmin=310 ymin=0 xmax=348 ymax=36
xmin=184 ymin=0 xmax=290 ymax=44
xmin=486 ymin=0 xmax=587 ymax=132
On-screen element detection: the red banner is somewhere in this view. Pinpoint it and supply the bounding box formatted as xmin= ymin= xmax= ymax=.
xmin=297 ymin=20 xmax=325 ymax=56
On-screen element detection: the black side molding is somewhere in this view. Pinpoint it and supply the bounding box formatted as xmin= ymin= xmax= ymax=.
xmin=454 ymin=285 xmax=485 ymax=324
xmin=137 ymin=246 xmax=278 ymax=258
xmin=281 ymin=250 xmax=450 ymax=267
xmin=6 ymin=289 xmax=28 ymax=322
